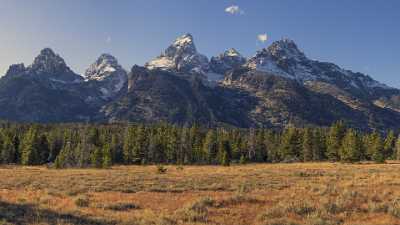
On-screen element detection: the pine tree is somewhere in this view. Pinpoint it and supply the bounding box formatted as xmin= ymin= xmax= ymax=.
xmin=302 ymin=128 xmax=313 ymax=162
xmin=280 ymin=127 xmax=300 ymax=161
xmin=21 ymin=127 xmax=40 ymax=165
xmin=219 ymin=140 xmax=231 ymax=166
xmin=110 ymin=134 xmax=122 ymax=163
xmin=202 ymin=129 xmax=218 ymax=164
xmin=88 ymin=127 xmax=101 ymax=147
xmin=38 ymin=134 xmax=50 ymax=164
xmin=102 ymin=143 xmax=112 ymax=168
xmin=123 ymin=126 xmax=134 ymax=164
xmin=395 ymin=134 xmax=400 ymax=160
xmin=55 ymin=131 xmax=75 ymax=168
xmin=264 ymin=131 xmax=280 ymax=162
xmin=255 ymin=129 xmax=267 ymax=162
xmin=1 ymin=136 xmax=15 ymax=164
xmin=326 ymin=121 xmax=346 ymax=161
xmin=166 ymin=127 xmax=179 ymax=163
xmin=189 ymin=125 xmax=203 ymax=163
xmin=339 ymin=129 xmax=362 ymax=163
xmin=91 ymin=147 xmax=103 ymax=168
xmin=370 ymin=132 xmax=385 ymax=163
xmin=179 ymin=127 xmax=191 ymax=165
xmin=221 ymin=150 xmax=230 ymax=166
xmin=230 ymin=130 xmax=242 ymax=161
xmin=47 ymin=130 xmax=62 ymax=163
xmin=0 ymin=130 xmax=5 ymax=163
xmin=239 ymin=155 xmax=246 ymax=164
xmin=133 ymin=125 xmax=147 ymax=164
xmin=312 ymin=129 xmax=326 ymax=161
xmin=148 ymin=129 xmax=164 ymax=164
xmin=383 ymin=130 xmax=395 ymax=159
xmin=12 ymin=134 xmax=20 ymax=164
xmin=247 ymin=128 xmax=257 ymax=161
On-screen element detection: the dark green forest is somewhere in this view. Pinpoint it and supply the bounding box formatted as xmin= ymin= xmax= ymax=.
xmin=0 ymin=121 xmax=399 ymax=168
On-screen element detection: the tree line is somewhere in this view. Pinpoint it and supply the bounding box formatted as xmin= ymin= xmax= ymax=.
xmin=0 ymin=121 xmax=399 ymax=168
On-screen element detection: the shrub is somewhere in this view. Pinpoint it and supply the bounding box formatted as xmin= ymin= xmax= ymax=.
xmin=286 ymin=201 xmax=316 ymax=216
xmin=239 ymin=155 xmax=246 ymax=164
xmin=322 ymin=200 xmax=342 ymax=214
xmin=258 ymin=206 xmax=285 ymax=220
xmin=259 ymin=218 xmax=300 ymax=225
xmin=367 ymin=200 xmax=388 ymax=213
xmin=388 ymin=199 xmax=400 ymax=218
xmin=219 ymin=193 xmax=259 ymax=207
xmin=105 ymin=203 xmax=140 ymax=211
xmin=74 ymin=196 xmax=90 ymax=207
xmin=175 ymin=197 xmax=215 ymax=222
xmin=157 ymin=165 xmax=167 ymax=174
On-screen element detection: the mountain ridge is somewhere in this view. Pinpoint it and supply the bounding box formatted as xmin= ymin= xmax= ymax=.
xmin=1 ymin=34 xmax=399 ymax=131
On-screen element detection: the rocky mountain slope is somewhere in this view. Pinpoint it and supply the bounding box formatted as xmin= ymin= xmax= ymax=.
xmin=1 ymin=34 xmax=399 ymax=130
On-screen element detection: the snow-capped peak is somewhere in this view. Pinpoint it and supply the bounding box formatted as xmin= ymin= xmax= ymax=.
xmin=85 ymin=54 xmax=127 ymax=98
xmin=145 ymin=34 xmax=209 ymax=74
xmin=85 ymin=54 xmax=122 ymax=81
xmin=173 ymin=33 xmax=194 ymax=47
xmin=224 ymin=48 xmax=241 ymax=57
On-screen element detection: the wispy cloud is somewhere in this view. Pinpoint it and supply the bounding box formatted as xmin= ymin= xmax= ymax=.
xmin=257 ymin=34 xmax=268 ymax=43
xmin=225 ymin=5 xmax=244 ymax=15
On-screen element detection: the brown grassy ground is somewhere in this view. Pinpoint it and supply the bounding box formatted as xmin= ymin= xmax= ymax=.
xmin=1 ymin=162 xmax=400 ymax=225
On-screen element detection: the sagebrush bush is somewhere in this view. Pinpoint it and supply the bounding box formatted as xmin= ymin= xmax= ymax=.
xmin=74 ymin=196 xmax=90 ymax=207
xmin=157 ymin=165 xmax=167 ymax=174
xmin=105 ymin=202 xmax=140 ymax=211
xmin=175 ymin=197 xmax=215 ymax=222
xmin=388 ymin=199 xmax=400 ymax=218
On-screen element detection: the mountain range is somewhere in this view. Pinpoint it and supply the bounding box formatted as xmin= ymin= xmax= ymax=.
xmin=1 ymin=33 xmax=400 ymax=131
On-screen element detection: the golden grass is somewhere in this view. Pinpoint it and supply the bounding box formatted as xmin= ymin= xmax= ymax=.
xmin=1 ymin=162 xmax=400 ymax=224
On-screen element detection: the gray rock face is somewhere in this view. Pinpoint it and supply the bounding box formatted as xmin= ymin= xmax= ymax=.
xmin=5 ymin=63 xmax=26 ymax=77
xmin=27 ymin=48 xmax=83 ymax=83
xmin=210 ymin=48 xmax=246 ymax=75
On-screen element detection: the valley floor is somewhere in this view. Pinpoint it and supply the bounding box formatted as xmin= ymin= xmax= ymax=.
xmin=1 ymin=163 xmax=400 ymax=225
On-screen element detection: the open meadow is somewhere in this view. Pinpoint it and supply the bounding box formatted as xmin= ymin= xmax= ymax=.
xmin=2 ymin=163 xmax=400 ymax=225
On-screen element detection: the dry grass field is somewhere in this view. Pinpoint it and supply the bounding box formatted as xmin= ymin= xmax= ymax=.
xmin=2 ymin=163 xmax=400 ymax=225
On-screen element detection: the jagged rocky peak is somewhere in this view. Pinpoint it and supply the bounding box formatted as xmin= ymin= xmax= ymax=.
xmin=85 ymin=54 xmax=128 ymax=98
xmin=267 ymin=38 xmax=306 ymax=60
xmin=5 ymin=63 xmax=26 ymax=77
xmin=145 ymin=33 xmax=209 ymax=74
xmin=85 ymin=53 xmax=124 ymax=81
xmin=224 ymin=48 xmax=241 ymax=57
xmin=210 ymin=48 xmax=246 ymax=74
xmin=30 ymin=48 xmax=71 ymax=74
xmin=245 ymin=38 xmax=319 ymax=80
xmin=165 ymin=33 xmax=197 ymax=57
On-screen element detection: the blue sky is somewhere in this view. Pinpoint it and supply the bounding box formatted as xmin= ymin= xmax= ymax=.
xmin=0 ymin=0 xmax=399 ymax=86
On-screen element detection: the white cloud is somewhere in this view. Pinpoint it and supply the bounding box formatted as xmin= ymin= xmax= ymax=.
xmin=106 ymin=36 xmax=112 ymax=43
xmin=257 ymin=34 xmax=268 ymax=43
xmin=225 ymin=5 xmax=244 ymax=15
